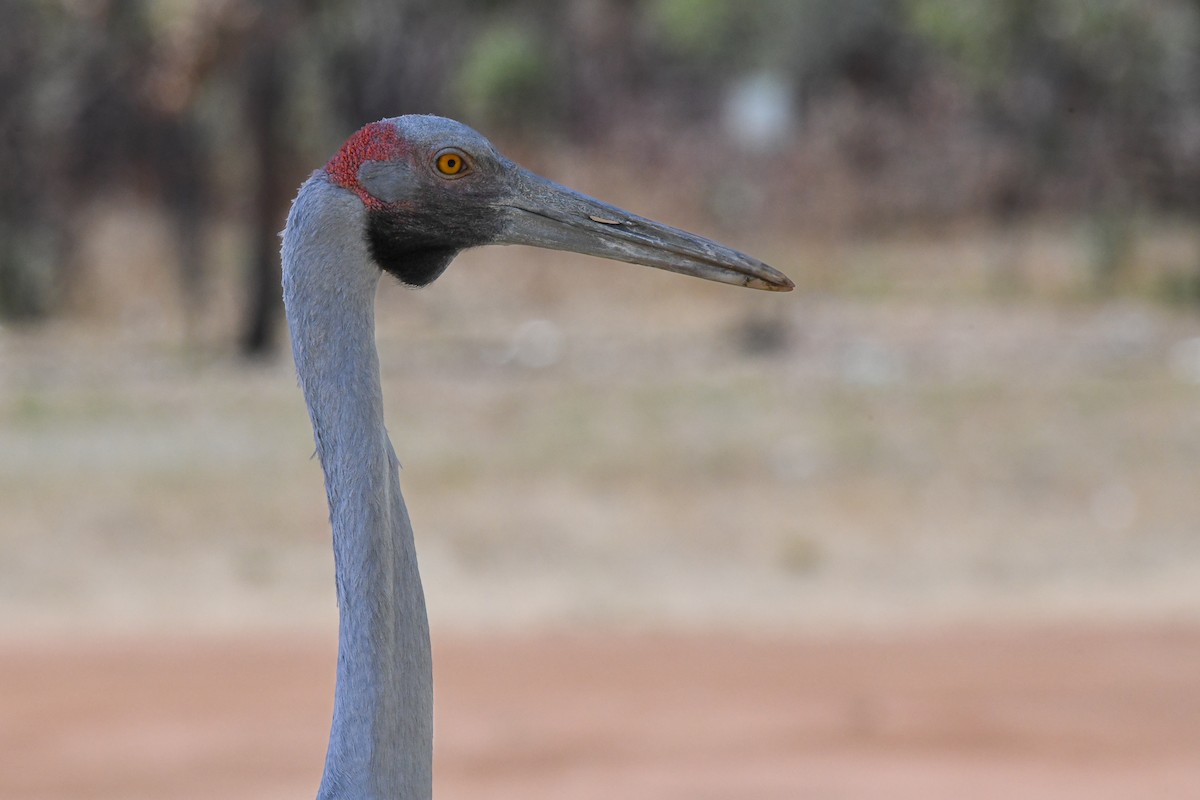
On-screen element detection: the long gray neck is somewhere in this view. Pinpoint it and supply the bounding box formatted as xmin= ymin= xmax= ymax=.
xmin=282 ymin=174 xmax=433 ymax=800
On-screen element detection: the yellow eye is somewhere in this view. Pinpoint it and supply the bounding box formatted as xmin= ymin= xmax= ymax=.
xmin=435 ymin=150 xmax=468 ymax=176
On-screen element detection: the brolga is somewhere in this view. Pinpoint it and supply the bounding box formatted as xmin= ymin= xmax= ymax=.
xmin=281 ymin=114 xmax=793 ymax=799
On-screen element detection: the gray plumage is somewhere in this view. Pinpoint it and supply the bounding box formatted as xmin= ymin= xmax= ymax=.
xmin=281 ymin=115 xmax=791 ymax=799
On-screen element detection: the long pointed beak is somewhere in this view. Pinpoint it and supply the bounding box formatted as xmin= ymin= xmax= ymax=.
xmin=494 ymin=167 xmax=794 ymax=292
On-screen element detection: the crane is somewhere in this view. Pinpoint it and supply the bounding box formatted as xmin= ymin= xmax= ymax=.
xmin=281 ymin=114 xmax=793 ymax=799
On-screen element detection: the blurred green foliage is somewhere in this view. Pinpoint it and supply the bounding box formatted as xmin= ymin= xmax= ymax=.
xmin=648 ymin=0 xmax=736 ymax=58
xmin=456 ymin=22 xmax=555 ymax=133
xmin=907 ymin=0 xmax=1175 ymax=99
xmin=3 ymin=0 xmax=1200 ymax=328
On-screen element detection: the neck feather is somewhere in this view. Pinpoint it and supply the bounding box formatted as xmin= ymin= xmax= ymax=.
xmin=282 ymin=173 xmax=433 ymax=800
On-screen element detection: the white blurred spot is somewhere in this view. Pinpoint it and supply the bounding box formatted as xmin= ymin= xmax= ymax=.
xmin=1089 ymin=482 xmax=1138 ymax=533
xmin=1168 ymin=336 xmax=1200 ymax=384
xmin=723 ymin=71 xmax=794 ymax=153
xmin=840 ymin=340 xmax=905 ymax=387
xmin=505 ymin=319 xmax=564 ymax=369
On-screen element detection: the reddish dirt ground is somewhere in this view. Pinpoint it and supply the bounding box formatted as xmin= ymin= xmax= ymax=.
xmin=2 ymin=625 xmax=1199 ymax=800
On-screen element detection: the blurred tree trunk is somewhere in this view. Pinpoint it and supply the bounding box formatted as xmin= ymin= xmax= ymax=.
xmin=0 ymin=4 xmax=66 ymax=320
xmin=239 ymin=26 xmax=291 ymax=358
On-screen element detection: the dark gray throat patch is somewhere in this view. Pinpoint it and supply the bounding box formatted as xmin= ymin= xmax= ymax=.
xmin=365 ymin=210 xmax=459 ymax=287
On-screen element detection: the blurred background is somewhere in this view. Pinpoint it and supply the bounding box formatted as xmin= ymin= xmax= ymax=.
xmin=3 ymin=1 xmax=1200 ymax=798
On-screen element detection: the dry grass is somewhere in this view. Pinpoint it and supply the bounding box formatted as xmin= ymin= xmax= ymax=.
xmin=3 ymin=207 xmax=1200 ymax=636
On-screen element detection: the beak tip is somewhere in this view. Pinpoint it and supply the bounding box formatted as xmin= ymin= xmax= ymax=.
xmin=749 ymin=267 xmax=795 ymax=292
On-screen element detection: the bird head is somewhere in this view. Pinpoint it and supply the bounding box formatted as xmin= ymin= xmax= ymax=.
xmin=324 ymin=115 xmax=794 ymax=292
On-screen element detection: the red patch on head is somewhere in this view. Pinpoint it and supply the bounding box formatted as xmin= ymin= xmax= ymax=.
xmin=324 ymin=121 xmax=407 ymax=208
